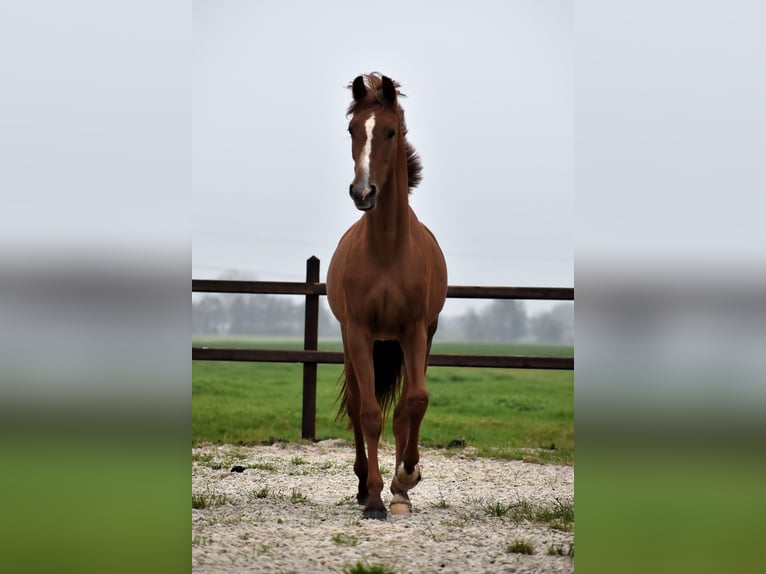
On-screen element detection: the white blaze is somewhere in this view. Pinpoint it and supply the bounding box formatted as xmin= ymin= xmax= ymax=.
xmin=360 ymin=114 xmax=376 ymax=181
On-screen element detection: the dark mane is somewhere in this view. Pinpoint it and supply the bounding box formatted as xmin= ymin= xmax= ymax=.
xmin=347 ymin=73 xmax=422 ymax=192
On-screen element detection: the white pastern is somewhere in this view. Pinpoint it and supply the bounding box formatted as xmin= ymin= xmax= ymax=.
xmin=394 ymin=462 xmax=421 ymax=491
xmin=360 ymin=114 xmax=376 ymax=182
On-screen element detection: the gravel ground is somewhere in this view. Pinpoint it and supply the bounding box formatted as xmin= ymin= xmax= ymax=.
xmin=192 ymin=440 xmax=574 ymax=573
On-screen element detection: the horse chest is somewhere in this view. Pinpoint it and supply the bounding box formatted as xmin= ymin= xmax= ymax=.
xmin=350 ymin=272 xmax=426 ymax=334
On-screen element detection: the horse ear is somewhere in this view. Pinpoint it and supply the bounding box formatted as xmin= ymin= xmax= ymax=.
xmin=352 ymin=76 xmax=367 ymax=103
xmin=381 ymin=75 xmax=397 ymax=105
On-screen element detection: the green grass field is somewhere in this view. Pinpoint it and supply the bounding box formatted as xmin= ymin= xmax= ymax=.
xmin=192 ymin=338 xmax=573 ymax=464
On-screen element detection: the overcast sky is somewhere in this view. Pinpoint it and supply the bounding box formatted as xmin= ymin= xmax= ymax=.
xmin=193 ymin=1 xmax=573 ymax=315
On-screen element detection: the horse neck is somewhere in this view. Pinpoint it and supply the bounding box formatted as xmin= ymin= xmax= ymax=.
xmin=365 ymin=143 xmax=411 ymax=260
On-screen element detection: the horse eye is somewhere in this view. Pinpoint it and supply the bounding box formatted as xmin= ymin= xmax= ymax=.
xmin=347 ymin=127 xmax=353 ymax=136
xmin=387 ymin=129 xmax=396 ymax=139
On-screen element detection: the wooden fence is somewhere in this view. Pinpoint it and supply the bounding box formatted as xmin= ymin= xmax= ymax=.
xmin=192 ymin=256 xmax=574 ymax=440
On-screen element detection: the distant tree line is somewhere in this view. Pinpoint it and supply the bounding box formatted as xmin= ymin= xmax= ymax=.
xmin=192 ymin=294 xmax=573 ymax=344
xmin=436 ymin=300 xmax=573 ymax=344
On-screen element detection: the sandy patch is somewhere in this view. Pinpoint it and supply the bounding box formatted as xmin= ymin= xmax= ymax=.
xmin=193 ymin=440 xmax=574 ymax=573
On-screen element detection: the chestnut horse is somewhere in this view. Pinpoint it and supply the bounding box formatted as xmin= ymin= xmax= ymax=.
xmin=327 ymin=73 xmax=448 ymax=519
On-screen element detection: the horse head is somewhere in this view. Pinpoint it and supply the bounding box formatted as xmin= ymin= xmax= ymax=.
xmin=346 ymin=73 xmax=421 ymax=211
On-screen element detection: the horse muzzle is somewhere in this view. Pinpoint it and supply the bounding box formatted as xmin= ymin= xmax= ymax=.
xmin=349 ymin=182 xmax=378 ymax=211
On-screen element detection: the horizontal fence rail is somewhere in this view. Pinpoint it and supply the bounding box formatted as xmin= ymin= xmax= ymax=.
xmin=191 ymin=347 xmax=573 ymax=370
xmin=191 ymin=279 xmax=574 ymax=301
xmin=193 ymin=256 xmax=574 ymax=439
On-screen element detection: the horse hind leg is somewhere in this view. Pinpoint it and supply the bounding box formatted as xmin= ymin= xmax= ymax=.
xmin=350 ymin=412 xmax=370 ymax=506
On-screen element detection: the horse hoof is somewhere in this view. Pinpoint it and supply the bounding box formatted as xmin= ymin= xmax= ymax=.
xmin=390 ymin=502 xmax=411 ymax=515
xmin=390 ymin=494 xmax=412 ymax=514
xmin=362 ymin=508 xmax=388 ymax=520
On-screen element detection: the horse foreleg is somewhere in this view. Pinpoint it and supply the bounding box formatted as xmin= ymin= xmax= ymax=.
xmin=392 ymin=399 xmax=409 ymax=472
xmin=343 ymin=365 xmax=368 ymax=505
xmin=390 ymin=396 xmax=412 ymax=514
xmin=345 ymin=327 xmax=387 ymax=520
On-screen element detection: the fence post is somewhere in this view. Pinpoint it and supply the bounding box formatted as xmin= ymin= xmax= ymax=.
xmin=301 ymin=256 xmax=320 ymax=440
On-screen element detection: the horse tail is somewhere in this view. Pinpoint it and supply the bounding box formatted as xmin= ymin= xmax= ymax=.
xmin=372 ymin=340 xmax=405 ymax=418
xmin=337 ymin=340 xmax=404 ymax=422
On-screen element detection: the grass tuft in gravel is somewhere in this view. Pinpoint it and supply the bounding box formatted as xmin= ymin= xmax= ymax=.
xmin=192 ymin=451 xmax=214 ymax=464
xmin=484 ymin=500 xmax=512 ymax=517
xmin=192 ymin=488 xmax=230 ymax=509
xmin=249 ymin=461 xmax=277 ymax=472
xmin=331 ymin=532 xmax=360 ymax=546
xmin=289 ymin=488 xmax=310 ymax=504
xmin=481 ymin=497 xmax=574 ymax=530
xmin=537 ymin=497 xmax=574 ymax=531
xmin=547 ymin=543 xmax=574 ymax=557
xmin=342 ymin=561 xmax=396 ymax=574
xmin=431 ymin=488 xmax=450 ymax=509
xmin=249 ymin=486 xmax=270 ymax=500
xmin=507 ymin=538 xmax=535 ymax=554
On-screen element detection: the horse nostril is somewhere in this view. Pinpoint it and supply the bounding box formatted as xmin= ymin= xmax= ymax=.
xmin=368 ymin=184 xmax=377 ymax=197
xmin=349 ymin=184 xmax=355 ymax=197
